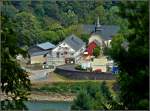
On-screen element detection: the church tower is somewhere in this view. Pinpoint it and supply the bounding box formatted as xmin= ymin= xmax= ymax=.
xmin=95 ymin=17 xmax=102 ymax=32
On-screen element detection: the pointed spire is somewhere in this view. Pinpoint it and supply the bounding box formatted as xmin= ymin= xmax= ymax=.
xmin=96 ymin=16 xmax=101 ymax=27
xmin=95 ymin=16 xmax=102 ymax=32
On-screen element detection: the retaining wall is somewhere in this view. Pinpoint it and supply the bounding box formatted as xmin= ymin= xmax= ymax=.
xmin=54 ymin=66 xmax=116 ymax=80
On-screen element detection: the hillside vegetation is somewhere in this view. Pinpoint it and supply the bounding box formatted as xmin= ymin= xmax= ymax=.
xmin=2 ymin=1 xmax=127 ymax=46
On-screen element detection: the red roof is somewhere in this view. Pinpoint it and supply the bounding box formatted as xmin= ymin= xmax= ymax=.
xmin=86 ymin=41 xmax=97 ymax=56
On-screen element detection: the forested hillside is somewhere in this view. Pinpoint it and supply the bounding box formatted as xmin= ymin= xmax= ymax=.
xmin=1 ymin=0 xmax=149 ymax=110
xmin=2 ymin=0 xmax=127 ymax=46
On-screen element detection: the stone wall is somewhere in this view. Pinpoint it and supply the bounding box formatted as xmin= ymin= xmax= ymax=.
xmin=54 ymin=67 xmax=115 ymax=80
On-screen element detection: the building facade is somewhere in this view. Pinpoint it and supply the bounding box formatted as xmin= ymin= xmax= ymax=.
xmin=82 ymin=17 xmax=120 ymax=49
xmin=28 ymin=42 xmax=56 ymax=64
xmin=47 ymin=34 xmax=86 ymax=66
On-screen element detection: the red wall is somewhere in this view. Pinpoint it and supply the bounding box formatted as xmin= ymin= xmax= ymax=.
xmin=86 ymin=41 xmax=97 ymax=56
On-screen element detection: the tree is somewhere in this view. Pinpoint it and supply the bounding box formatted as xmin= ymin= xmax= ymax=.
xmin=2 ymin=1 xmax=18 ymax=18
xmin=71 ymin=90 xmax=91 ymax=110
xmin=81 ymin=34 xmax=89 ymax=44
xmin=93 ymin=46 xmax=101 ymax=57
xmin=1 ymin=15 xmax=31 ymax=110
xmin=71 ymin=81 xmax=122 ymax=110
xmin=94 ymin=5 xmax=106 ymax=24
xmin=39 ymin=31 xmax=59 ymax=44
xmin=109 ymin=1 xmax=149 ymax=109
xmin=86 ymin=83 xmax=99 ymax=99
xmin=19 ymin=0 xmax=31 ymax=12
xmin=15 ymin=11 xmax=42 ymax=46
xmin=43 ymin=1 xmax=60 ymax=20
xmin=61 ymin=9 xmax=78 ymax=26
xmin=34 ymin=2 xmax=45 ymax=18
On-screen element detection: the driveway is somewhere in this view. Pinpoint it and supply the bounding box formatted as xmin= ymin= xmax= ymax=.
xmin=22 ymin=66 xmax=52 ymax=81
xmin=57 ymin=64 xmax=77 ymax=71
xmin=29 ymin=69 xmax=51 ymax=81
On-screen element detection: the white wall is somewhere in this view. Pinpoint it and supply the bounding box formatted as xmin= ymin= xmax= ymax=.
xmin=89 ymin=34 xmax=103 ymax=46
xmin=51 ymin=41 xmax=86 ymax=64
xmin=74 ymin=45 xmax=86 ymax=63
xmin=52 ymin=42 xmax=75 ymax=58
xmin=104 ymin=40 xmax=111 ymax=47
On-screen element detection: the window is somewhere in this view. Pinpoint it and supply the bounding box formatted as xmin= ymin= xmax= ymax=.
xmin=64 ymin=51 xmax=67 ymax=55
xmin=57 ymin=52 xmax=60 ymax=58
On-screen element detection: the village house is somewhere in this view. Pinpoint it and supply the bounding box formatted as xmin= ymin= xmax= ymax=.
xmin=82 ymin=17 xmax=120 ymax=55
xmin=47 ymin=34 xmax=86 ymax=66
xmin=80 ymin=17 xmax=120 ymax=72
xmin=28 ymin=42 xmax=56 ymax=64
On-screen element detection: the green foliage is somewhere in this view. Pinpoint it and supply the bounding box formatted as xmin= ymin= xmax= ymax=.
xmin=15 ymin=11 xmax=42 ymax=46
xmin=61 ymin=9 xmax=78 ymax=26
xmin=109 ymin=1 xmax=149 ymax=109
xmin=39 ymin=31 xmax=59 ymax=44
xmin=70 ymin=81 xmax=123 ymax=110
xmin=75 ymin=64 xmax=87 ymax=71
xmin=71 ymin=90 xmax=91 ymax=110
xmin=2 ymin=1 xmax=18 ymax=18
xmin=93 ymin=46 xmax=101 ymax=57
xmin=2 ymin=1 xmax=128 ymax=46
xmin=1 ymin=100 xmax=28 ymax=110
xmin=1 ymin=15 xmax=31 ymax=110
xmin=100 ymin=81 xmax=113 ymax=101
xmin=86 ymin=83 xmax=99 ymax=99
xmin=34 ymin=81 xmax=100 ymax=94
xmin=80 ymin=34 xmax=89 ymax=44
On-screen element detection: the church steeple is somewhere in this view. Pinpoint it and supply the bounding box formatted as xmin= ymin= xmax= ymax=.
xmin=96 ymin=16 xmax=101 ymax=27
xmin=95 ymin=16 xmax=102 ymax=32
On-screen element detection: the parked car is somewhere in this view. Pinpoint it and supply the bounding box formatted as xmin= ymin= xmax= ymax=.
xmin=43 ymin=64 xmax=55 ymax=69
xmin=94 ymin=69 xmax=102 ymax=72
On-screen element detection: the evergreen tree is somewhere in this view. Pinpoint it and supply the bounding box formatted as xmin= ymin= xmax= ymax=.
xmin=71 ymin=90 xmax=91 ymax=110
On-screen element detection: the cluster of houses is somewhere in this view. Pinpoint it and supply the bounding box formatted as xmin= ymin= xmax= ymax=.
xmin=27 ymin=17 xmax=120 ymax=72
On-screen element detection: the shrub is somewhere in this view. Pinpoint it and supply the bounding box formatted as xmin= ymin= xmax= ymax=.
xmin=75 ymin=64 xmax=86 ymax=71
xmin=75 ymin=64 xmax=82 ymax=70
xmin=71 ymin=90 xmax=91 ymax=110
xmin=93 ymin=46 xmax=101 ymax=57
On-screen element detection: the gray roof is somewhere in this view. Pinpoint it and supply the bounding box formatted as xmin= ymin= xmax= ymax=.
xmin=64 ymin=34 xmax=85 ymax=51
xmin=82 ymin=24 xmax=120 ymax=40
xmin=30 ymin=50 xmax=49 ymax=56
xmin=37 ymin=42 xmax=56 ymax=50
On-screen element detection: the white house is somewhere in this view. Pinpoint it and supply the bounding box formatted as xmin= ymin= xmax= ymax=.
xmin=47 ymin=34 xmax=86 ymax=66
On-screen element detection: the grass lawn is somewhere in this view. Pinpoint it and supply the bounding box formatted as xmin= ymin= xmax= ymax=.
xmin=32 ymin=72 xmax=116 ymax=88
xmin=31 ymin=79 xmax=117 ymax=95
xmin=31 ymin=72 xmax=118 ymax=99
